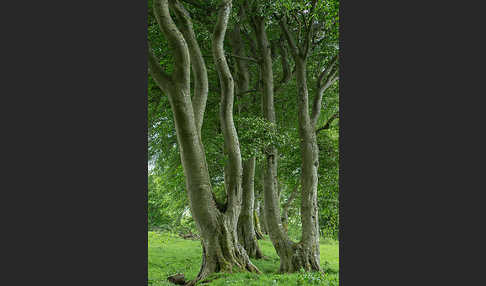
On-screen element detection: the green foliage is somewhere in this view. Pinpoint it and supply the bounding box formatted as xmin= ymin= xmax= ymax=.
xmin=148 ymin=171 xmax=188 ymax=229
xmin=316 ymin=122 xmax=339 ymax=239
xmin=236 ymin=116 xmax=291 ymax=160
xmin=148 ymin=231 xmax=339 ymax=286
xmin=148 ymin=175 xmax=172 ymax=228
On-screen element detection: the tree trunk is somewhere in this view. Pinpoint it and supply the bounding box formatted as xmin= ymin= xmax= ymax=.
xmin=258 ymin=200 xmax=268 ymax=235
xmin=281 ymin=208 xmax=289 ymax=233
xmin=253 ymin=199 xmax=264 ymax=239
xmin=293 ymin=57 xmax=321 ymax=272
xmin=191 ymin=212 xmax=259 ymax=285
xmin=252 ymin=14 xmax=298 ymax=272
xmin=230 ymin=20 xmax=263 ymax=259
xmin=251 ymin=10 xmax=322 ymax=272
xmin=160 ymin=81 xmax=260 ymax=286
xmin=237 ymin=157 xmax=263 ymax=258
xmin=277 ymin=13 xmax=327 ymax=272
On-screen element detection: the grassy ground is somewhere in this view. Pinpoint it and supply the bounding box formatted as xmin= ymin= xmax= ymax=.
xmin=148 ymin=231 xmax=339 ymax=286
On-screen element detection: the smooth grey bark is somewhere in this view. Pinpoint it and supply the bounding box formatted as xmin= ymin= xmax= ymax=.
xmin=278 ymin=13 xmax=339 ymax=272
xmin=241 ymin=0 xmax=300 ymax=270
xmin=253 ymin=198 xmax=264 ymax=239
xmin=148 ymin=1 xmax=259 ymax=284
xmin=237 ymin=157 xmax=263 ymax=258
xmin=239 ymin=6 xmax=334 ymax=271
xmin=258 ymin=198 xmax=268 ymax=235
xmin=231 ymin=21 xmax=263 ymax=259
xmin=250 ymin=12 xmax=300 ymax=273
xmin=213 ymin=0 xmax=242 ymax=228
xmin=254 ymin=175 xmax=268 ymax=236
xmin=274 ymin=36 xmax=295 ymax=94
xmin=170 ymin=0 xmax=208 ymax=136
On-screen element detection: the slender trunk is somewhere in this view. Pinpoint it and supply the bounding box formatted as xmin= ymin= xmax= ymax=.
xmin=258 ymin=199 xmax=268 ymax=235
xmin=252 ymin=11 xmax=322 ymax=272
xmin=253 ymin=15 xmax=298 ymax=272
xmin=254 ymin=199 xmax=264 ymax=239
xmin=237 ymin=157 xmax=263 ymax=258
xmin=231 ymin=20 xmax=263 ymax=259
xmin=276 ymin=14 xmax=323 ymax=272
xmin=293 ymin=57 xmax=321 ymax=271
xmin=281 ymin=208 xmax=289 ymax=233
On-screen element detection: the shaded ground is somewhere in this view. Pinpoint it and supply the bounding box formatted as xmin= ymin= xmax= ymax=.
xmin=148 ymin=231 xmax=339 ymax=285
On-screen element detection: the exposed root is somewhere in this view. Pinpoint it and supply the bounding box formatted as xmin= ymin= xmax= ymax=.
xmin=167 ymin=273 xmax=186 ymax=285
xmin=273 ymin=240 xmax=321 ymax=273
xmin=237 ymin=217 xmax=263 ymax=259
xmin=185 ymin=216 xmax=261 ymax=286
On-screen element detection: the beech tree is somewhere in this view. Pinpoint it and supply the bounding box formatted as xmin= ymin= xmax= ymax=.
xmin=148 ymin=0 xmax=260 ymax=284
xmin=277 ymin=0 xmax=339 ymax=271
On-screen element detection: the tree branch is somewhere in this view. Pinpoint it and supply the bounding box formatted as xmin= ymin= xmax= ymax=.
xmin=283 ymin=184 xmax=299 ymax=209
xmin=318 ymin=54 xmax=339 ymax=88
xmin=236 ymin=89 xmax=258 ymax=97
xmin=278 ymin=15 xmax=300 ymax=59
xmin=274 ymin=36 xmax=295 ymax=94
xmin=230 ymin=18 xmax=252 ymax=114
xmin=213 ymin=0 xmax=242 ymax=213
xmin=316 ymin=111 xmax=339 ymax=133
xmin=322 ymin=69 xmax=339 ymax=92
xmin=311 ymin=73 xmax=338 ymax=127
xmin=179 ymin=0 xmax=216 ymax=12
xmin=226 ymin=53 xmax=259 ymax=63
xmin=302 ymin=0 xmax=318 ymax=58
xmin=311 ymin=54 xmax=339 ymax=126
xmin=147 ymin=43 xmax=172 ymax=93
xmin=243 ymin=27 xmax=259 ymax=54
xmin=171 ymin=0 xmax=209 ymax=135
xmin=153 ymin=0 xmax=190 ymax=88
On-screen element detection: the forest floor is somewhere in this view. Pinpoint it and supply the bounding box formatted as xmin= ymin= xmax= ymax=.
xmin=148 ymin=231 xmax=339 ymax=286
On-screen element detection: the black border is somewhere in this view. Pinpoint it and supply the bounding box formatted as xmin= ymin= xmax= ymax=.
xmin=4 ymin=1 xmax=149 ymax=284
xmin=4 ymin=0 xmax=484 ymax=285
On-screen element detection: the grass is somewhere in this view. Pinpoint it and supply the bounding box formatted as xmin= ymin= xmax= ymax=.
xmin=148 ymin=231 xmax=339 ymax=286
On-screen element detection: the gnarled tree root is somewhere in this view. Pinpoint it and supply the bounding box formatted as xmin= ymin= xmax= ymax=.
xmin=185 ymin=220 xmax=261 ymax=286
xmin=276 ymin=241 xmax=321 ymax=273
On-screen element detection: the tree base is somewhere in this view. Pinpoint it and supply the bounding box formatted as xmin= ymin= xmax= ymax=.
xmin=186 ymin=215 xmax=261 ymax=286
xmin=277 ymin=241 xmax=321 ymax=273
xmin=238 ymin=216 xmax=263 ymax=259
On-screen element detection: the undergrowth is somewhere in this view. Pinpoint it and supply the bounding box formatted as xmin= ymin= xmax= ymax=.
xmin=148 ymin=231 xmax=339 ymax=286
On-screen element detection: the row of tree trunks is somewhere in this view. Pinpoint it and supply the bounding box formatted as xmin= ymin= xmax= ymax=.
xmin=149 ymin=0 xmax=338 ymax=281
xmin=247 ymin=1 xmax=330 ymax=272
xmin=250 ymin=10 xmax=302 ymax=272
